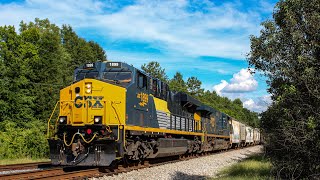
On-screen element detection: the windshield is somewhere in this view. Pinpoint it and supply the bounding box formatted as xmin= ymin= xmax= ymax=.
xmin=103 ymin=72 xmax=132 ymax=83
xmin=75 ymin=71 xmax=99 ymax=81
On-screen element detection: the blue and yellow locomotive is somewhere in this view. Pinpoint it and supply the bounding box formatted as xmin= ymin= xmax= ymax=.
xmin=47 ymin=61 xmax=236 ymax=166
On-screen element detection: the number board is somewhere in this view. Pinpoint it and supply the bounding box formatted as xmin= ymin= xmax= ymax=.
xmin=106 ymin=62 xmax=122 ymax=68
xmin=84 ymin=63 xmax=95 ymax=69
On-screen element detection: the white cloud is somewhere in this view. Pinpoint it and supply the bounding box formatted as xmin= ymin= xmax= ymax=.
xmin=213 ymin=68 xmax=258 ymax=94
xmin=243 ymin=99 xmax=255 ymax=110
xmin=0 ymin=0 xmax=264 ymax=59
xmin=212 ymin=68 xmax=270 ymax=112
xmin=213 ymin=80 xmax=228 ymax=95
xmin=243 ymin=95 xmax=271 ymax=112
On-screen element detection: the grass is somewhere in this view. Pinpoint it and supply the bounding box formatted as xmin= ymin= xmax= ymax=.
xmin=214 ymin=154 xmax=272 ymax=180
xmin=0 ymin=158 xmax=50 ymax=165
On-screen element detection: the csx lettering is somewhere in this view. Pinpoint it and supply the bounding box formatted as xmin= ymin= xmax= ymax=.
xmin=84 ymin=96 xmax=92 ymax=107
xmin=74 ymin=96 xmax=104 ymax=108
xmin=75 ymin=96 xmax=83 ymax=108
xmin=93 ymin=96 xmax=104 ymax=108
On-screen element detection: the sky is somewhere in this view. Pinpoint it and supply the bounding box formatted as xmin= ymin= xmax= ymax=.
xmin=0 ymin=0 xmax=278 ymax=112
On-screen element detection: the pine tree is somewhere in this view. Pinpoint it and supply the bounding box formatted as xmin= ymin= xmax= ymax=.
xmin=141 ymin=61 xmax=168 ymax=82
xmin=186 ymin=76 xmax=203 ymax=96
xmin=169 ymin=72 xmax=187 ymax=92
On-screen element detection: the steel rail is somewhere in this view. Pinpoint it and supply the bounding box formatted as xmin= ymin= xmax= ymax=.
xmin=0 ymin=162 xmax=51 ymax=172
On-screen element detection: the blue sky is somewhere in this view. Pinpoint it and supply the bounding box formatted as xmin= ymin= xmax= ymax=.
xmin=0 ymin=0 xmax=278 ymax=112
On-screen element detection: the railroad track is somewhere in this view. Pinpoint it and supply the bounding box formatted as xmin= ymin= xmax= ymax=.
xmin=0 ymin=162 xmax=150 ymax=180
xmin=0 ymin=146 xmax=256 ymax=179
xmin=0 ymin=162 xmax=51 ymax=172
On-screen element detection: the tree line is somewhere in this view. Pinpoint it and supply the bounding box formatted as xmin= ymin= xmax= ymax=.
xmin=141 ymin=61 xmax=260 ymax=127
xmin=0 ymin=18 xmax=106 ymax=159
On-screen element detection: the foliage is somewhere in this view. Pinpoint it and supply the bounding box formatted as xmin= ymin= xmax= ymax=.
xmin=248 ymin=0 xmax=320 ymax=178
xmin=0 ymin=120 xmax=48 ymax=159
xmin=61 ymin=24 xmax=106 ymax=70
xmin=216 ymin=154 xmax=271 ymax=180
xmin=141 ymin=61 xmax=168 ymax=82
xmin=186 ymin=76 xmax=203 ymax=96
xmin=169 ymin=72 xmax=187 ymax=92
xmin=0 ymin=18 xmax=106 ymax=159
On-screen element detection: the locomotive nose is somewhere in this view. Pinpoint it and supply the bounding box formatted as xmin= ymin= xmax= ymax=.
xmin=66 ymin=80 xmax=105 ymax=125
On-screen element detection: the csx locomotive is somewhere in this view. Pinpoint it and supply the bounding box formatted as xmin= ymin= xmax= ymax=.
xmin=47 ymin=61 xmax=260 ymax=166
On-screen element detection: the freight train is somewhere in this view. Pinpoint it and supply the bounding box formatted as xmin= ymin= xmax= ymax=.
xmin=47 ymin=61 xmax=260 ymax=166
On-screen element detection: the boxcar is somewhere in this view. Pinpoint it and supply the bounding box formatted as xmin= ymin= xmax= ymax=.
xmin=245 ymin=126 xmax=254 ymax=146
xmin=230 ymin=119 xmax=240 ymax=148
xmin=253 ymin=128 xmax=260 ymax=145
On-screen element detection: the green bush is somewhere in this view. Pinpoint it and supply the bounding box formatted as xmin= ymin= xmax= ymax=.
xmin=0 ymin=120 xmax=48 ymax=159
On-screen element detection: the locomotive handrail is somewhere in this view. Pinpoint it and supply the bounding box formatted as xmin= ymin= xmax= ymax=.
xmin=47 ymin=100 xmax=74 ymax=138
xmin=111 ymin=101 xmax=122 ymax=125
xmin=47 ymin=101 xmax=60 ymax=138
xmin=55 ymin=101 xmax=74 ymax=128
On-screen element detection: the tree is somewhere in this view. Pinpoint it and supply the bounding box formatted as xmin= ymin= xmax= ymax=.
xmin=248 ymin=0 xmax=320 ymax=178
xmin=186 ymin=76 xmax=203 ymax=96
xmin=0 ymin=25 xmax=37 ymax=124
xmin=61 ymin=25 xmax=106 ymax=70
xmin=169 ymin=72 xmax=187 ymax=92
xmin=233 ymin=98 xmax=243 ymax=107
xmin=88 ymin=41 xmax=107 ymax=62
xmin=141 ymin=61 xmax=168 ymax=82
xmin=19 ymin=19 xmax=71 ymax=122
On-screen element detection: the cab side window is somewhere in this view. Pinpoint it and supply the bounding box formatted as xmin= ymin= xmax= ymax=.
xmin=148 ymin=77 xmax=169 ymax=100
xmin=137 ymin=72 xmax=147 ymax=90
xmin=152 ymin=79 xmax=157 ymax=96
xmin=157 ymin=80 xmax=162 ymax=97
xmin=162 ymin=82 xmax=167 ymax=100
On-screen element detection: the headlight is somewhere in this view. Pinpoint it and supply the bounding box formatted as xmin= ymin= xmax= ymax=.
xmin=85 ymin=83 xmax=92 ymax=94
xmin=94 ymin=116 xmax=102 ymax=124
xmin=59 ymin=116 xmax=67 ymax=124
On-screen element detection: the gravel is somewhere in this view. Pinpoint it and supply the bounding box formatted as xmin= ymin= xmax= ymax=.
xmin=94 ymin=145 xmax=263 ymax=180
